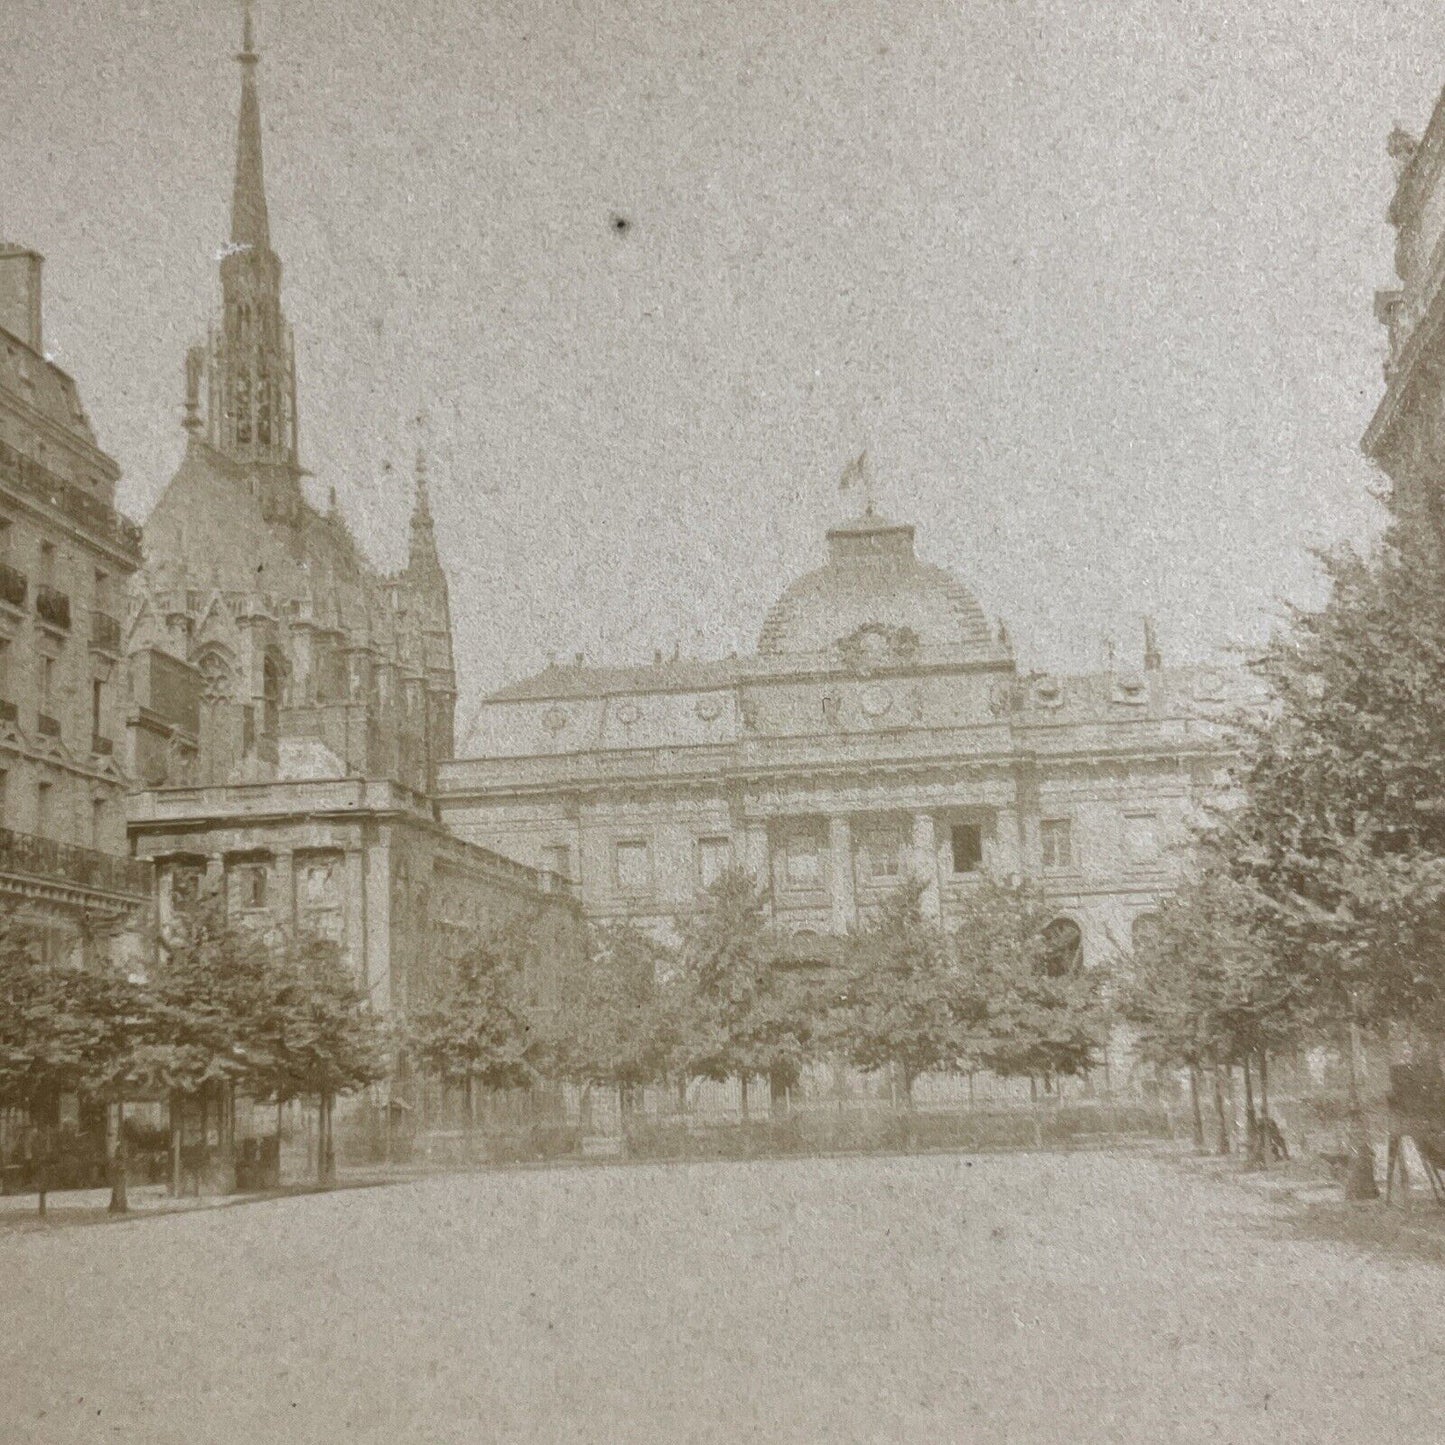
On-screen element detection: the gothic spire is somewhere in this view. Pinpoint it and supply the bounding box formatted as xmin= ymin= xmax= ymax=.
xmin=230 ymin=4 xmax=271 ymax=252
xmin=409 ymin=449 xmax=440 ymax=572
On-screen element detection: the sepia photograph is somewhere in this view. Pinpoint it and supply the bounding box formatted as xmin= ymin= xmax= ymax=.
xmin=4 ymin=0 xmax=1445 ymax=1439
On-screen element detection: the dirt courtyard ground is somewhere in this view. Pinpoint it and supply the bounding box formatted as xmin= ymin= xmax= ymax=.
xmin=2 ymin=1149 xmax=1442 ymax=1444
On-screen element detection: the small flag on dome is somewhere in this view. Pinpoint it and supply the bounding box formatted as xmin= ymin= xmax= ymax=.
xmin=839 ymin=449 xmax=868 ymax=497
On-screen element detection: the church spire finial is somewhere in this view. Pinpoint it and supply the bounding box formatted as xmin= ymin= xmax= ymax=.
xmin=230 ymin=3 xmax=270 ymax=251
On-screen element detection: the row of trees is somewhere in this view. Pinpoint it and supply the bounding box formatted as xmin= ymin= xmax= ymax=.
xmin=1122 ymin=510 xmax=1445 ymax=1194
xmin=0 ymin=902 xmax=387 ymax=1214
xmin=409 ymin=868 xmax=1108 ymax=1139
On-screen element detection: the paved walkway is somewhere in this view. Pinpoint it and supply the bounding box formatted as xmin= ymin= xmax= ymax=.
xmin=3 ymin=1150 xmax=1442 ymax=1443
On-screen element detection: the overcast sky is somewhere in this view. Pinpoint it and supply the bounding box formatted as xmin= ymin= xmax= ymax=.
xmin=4 ymin=0 xmax=1440 ymax=740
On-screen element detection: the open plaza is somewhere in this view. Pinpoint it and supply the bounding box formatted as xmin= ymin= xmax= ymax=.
xmin=4 ymin=1149 xmax=1444 ymax=1444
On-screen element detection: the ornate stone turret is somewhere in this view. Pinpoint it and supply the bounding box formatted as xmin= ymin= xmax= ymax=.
xmin=190 ymin=5 xmax=301 ymax=516
xmin=404 ymin=450 xmax=457 ymax=776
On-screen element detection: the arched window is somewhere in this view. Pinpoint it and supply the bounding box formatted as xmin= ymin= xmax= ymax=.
xmin=262 ymin=651 xmax=285 ymax=737
xmin=1042 ymin=918 xmax=1083 ymax=978
xmin=1131 ymin=912 xmax=1161 ymax=956
xmin=196 ymin=648 xmax=233 ymax=704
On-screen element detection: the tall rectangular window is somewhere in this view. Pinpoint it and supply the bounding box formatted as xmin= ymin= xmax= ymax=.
xmin=1041 ymin=818 xmax=1074 ymax=870
xmin=861 ymin=826 xmax=904 ymax=880
xmin=92 ymin=678 xmax=103 ymax=738
xmin=91 ymin=797 xmax=105 ymax=849
xmin=614 ymin=840 xmax=651 ymax=895
xmin=230 ymin=863 xmax=268 ymax=911
xmin=951 ymin=823 xmax=983 ymax=874
xmin=38 ymin=541 xmax=54 ymax=588
xmin=697 ymin=836 xmax=731 ymax=890
xmin=38 ymin=654 xmax=52 ymax=714
xmin=0 ymin=517 xmax=12 ymax=561
xmin=93 ymin=569 xmax=110 ymax=614
xmin=36 ymin=780 xmax=52 ymax=838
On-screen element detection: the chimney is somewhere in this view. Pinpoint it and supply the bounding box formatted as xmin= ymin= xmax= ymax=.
xmin=1143 ymin=616 xmax=1163 ymax=672
xmin=0 ymin=246 xmax=43 ymax=352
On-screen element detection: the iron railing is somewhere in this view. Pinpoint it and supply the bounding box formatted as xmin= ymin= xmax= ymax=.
xmin=35 ymin=585 xmax=70 ymax=631
xmin=0 ymin=562 xmax=26 ymax=610
xmin=0 ymin=825 xmax=151 ymax=898
xmin=90 ymin=610 xmax=121 ymax=652
xmin=0 ymin=437 xmax=142 ymax=558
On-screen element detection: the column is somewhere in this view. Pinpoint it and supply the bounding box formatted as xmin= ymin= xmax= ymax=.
xmin=743 ymin=820 xmax=771 ymax=890
xmin=343 ymin=847 xmax=366 ymax=971
xmin=911 ymin=812 xmax=940 ymax=920
xmin=992 ymin=806 xmax=1023 ymax=879
xmin=364 ymin=835 xmax=392 ymax=1013
xmin=828 ymin=815 xmax=855 ymax=934
xmin=273 ymin=847 xmax=295 ymax=933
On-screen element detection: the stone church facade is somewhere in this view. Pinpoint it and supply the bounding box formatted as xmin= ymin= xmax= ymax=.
xmin=440 ymin=500 xmax=1252 ymax=979
xmin=123 ymin=12 xmax=579 ymax=1035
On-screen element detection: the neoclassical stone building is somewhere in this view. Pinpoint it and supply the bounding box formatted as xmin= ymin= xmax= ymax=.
xmin=1364 ymin=97 xmax=1445 ymax=515
xmin=124 ymin=11 xmax=578 ymax=1031
xmin=0 ymin=244 xmax=149 ymax=964
xmin=440 ymin=499 xmax=1250 ymax=974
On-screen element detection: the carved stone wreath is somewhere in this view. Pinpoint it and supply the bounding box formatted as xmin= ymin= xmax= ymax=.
xmin=695 ymin=696 xmax=723 ymax=722
xmin=542 ymin=706 xmax=569 ymax=735
xmin=615 ymin=702 xmax=642 ymax=727
xmin=837 ymin=622 xmax=921 ymax=676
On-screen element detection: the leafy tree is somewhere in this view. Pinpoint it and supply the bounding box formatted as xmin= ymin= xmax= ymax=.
xmin=1119 ymin=868 xmax=1295 ymax=1158
xmin=676 ymin=866 xmax=805 ymax=1117
xmin=406 ymin=918 xmax=540 ymax=1132
xmin=1215 ymin=523 xmax=1445 ymax=1193
xmin=141 ymin=899 xmax=277 ymax=1193
xmin=953 ymin=877 xmax=1104 ymax=1096
xmin=261 ymin=934 xmax=390 ymax=1186
xmin=542 ymin=922 xmax=678 ymax=1123
xmin=834 ymin=880 xmax=976 ymax=1116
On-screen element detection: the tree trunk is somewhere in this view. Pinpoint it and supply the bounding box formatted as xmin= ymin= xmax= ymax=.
xmin=1188 ymin=1065 xmax=1205 ymax=1151
xmin=768 ymin=1067 xmax=790 ymax=1120
xmin=35 ymin=1121 xmax=48 ymax=1220
xmin=466 ymin=1075 xmax=476 ymax=1131
xmin=1212 ymin=1066 xmax=1231 ymax=1155
xmin=318 ymin=1093 xmax=337 ymax=1188
xmin=739 ymin=1074 xmax=749 ymax=1123
xmin=901 ymin=1070 xmax=917 ymax=1151
xmin=1029 ymin=1074 xmax=1038 ymax=1104
xmin=169 ymin=1094 xmax=182 ymax=1198
xmin=109 ymin=1101 xmax=130 ymax=1214
xmin=277 ymin=1100 xmax=285 ymax=1188
xmin=1343 ymin=1018 xmax=1379 ymax=1201
xmin=1242 ymin=1056 xmax=1264 ymax=1168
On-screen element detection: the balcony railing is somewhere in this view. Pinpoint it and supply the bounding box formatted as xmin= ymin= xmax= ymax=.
xmin=35 ymin=585 xmax=70 ymax=631
xmin=37 ymin=713 xmax=61 ymax=739
xmin=0 ymin=825 xmax=151 ymax=899
xmin=90 ymin=610 xmax=121 ymax=652
xmin=0 ymin=436 xmax=142 ymax=559
xmin=0 ymin=561 xmax=27 ymax=610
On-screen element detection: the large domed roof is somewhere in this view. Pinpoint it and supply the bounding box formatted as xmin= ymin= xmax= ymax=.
xmin=758 ymin=508 xmax=994 ymax=658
